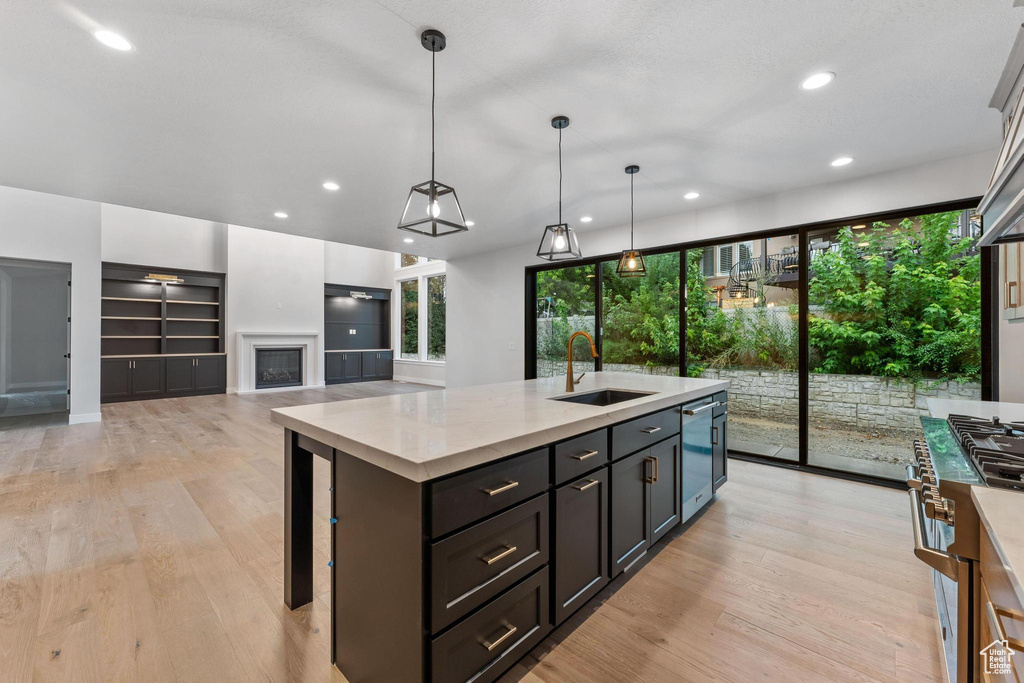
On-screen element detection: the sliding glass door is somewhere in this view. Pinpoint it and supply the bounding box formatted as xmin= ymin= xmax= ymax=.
xmin=525 ymin=201 xmax=984 ymax=484
xmin=684 ymin=235 xmax=800 ymax=461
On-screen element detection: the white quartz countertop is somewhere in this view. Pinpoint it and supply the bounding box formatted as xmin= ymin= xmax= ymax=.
xmin=927 ymin=398 xmax=1024 ymax=421
xmin=972 ymin=486 xmax=1024 ymax=607
xmin=271 ymin=372 xmax=729 ymax=482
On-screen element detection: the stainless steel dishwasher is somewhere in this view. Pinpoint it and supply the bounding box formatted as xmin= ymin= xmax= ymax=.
xmin=682 ymin=396 xmax=718 ymax=522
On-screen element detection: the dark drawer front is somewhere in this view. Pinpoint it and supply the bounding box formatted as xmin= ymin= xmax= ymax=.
xmin=553 ymin=429 xmax=609 ymax=486
xmin=713 ymin=391 xmax=727 ymax=417
xmin=611 ymin=407 xmax=680 ymax=461
xmin=431 ymin=567 xmax=551 ymax=683
xmin=430 ymin=494 xmax=549 ymax=633
xmin=430 ymin=448 xmax=549 ymax=538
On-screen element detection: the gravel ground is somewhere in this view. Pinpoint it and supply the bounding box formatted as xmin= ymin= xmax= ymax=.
xmin=729 ymin=415 xmax=915 ymax=465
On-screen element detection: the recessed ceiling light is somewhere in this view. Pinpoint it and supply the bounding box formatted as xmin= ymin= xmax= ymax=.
xmin=403 ymin=238 xmax=414 ymax=243
xmin=684 ymin=192 xmax=701 ymax=200
xmin=580 ymin=216 xmax=593 ymax=223
xmin=801 ymin=72 xmax=835 ymax=90
xmin=831 ymin=156 xmax=854 ymax=167
xmin=94 ymin=30 xmax=134 ymax=51
xmin=322 ymin=181 xmax=340 ymax=191
xmin=465 ymin=220 xmax=475 ymax=227
xmin=274 ymin=211 xmax=288 ymax=218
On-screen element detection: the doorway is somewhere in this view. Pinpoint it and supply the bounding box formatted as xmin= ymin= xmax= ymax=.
xmin=0 ymin=257 xmax=71 ymax=419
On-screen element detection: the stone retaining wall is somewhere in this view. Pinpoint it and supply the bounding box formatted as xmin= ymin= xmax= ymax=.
xmin=536 ymin=361 xmax=980 ymax=435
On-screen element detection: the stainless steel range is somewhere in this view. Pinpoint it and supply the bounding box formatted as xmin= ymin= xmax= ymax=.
xmin=909 ymin=414 xmax=1024 ymax=682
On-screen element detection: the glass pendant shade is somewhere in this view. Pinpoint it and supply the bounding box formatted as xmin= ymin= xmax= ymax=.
xmin=398 ymin=179 xmax=468 ymax=237
xmin=537 ymin=223 xmax=582 ymax=260
xmin=616 ymin=249 xmax=647 ymax=277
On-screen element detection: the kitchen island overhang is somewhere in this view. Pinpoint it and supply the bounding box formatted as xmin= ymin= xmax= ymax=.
xmin=272 ymin=372 xmax=729 ymax=682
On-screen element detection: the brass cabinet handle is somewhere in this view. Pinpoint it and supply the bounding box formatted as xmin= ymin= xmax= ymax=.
xmin=571 ymin=449 xmax=599 ymax=461
xmin=1010 ymin=281 xmax=1020 ymax=307
xmin=641 ymin=426 xmax=661 ymax=434
xmin=644 ymin=457 xmax=655 ymax=484
xmin=572 ymin=479 xmax=599 ymax=492
xmin=653 ymin=456 xmax=659 ymax=482
xmin=481 ymin=545 xmax=517 ymax=565
xmin=483 ymin=481 xmax=519 ymax=496
xmin=712 ymin=426 xmax=718 ymax=445
xmin=482 ymin=624 xmax=518 ymax=652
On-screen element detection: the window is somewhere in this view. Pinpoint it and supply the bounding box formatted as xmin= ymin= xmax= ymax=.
xmin=602 ymin=252 xmax=680 ymax=375
xmin=701 ymin=247 xmax=715 ymax=278
xmin=427 ymin=275 xmax=446 ymax=361
xmin=400 ymin=279 xmax=418 ymax=360
xmin=717 ymin=244 xmax=733 ymax=275
xmin=400 ymin=253 xmax=419 ymax=268
xmin=535 ymin=263 xmax=597 ymax=378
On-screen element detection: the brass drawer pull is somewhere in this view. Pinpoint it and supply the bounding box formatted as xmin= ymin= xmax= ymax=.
xmin=572 ymin=479 xmax=599 ymax=492
xmin=712 ymin=426 xmax=718 ymax=445
xmin=482 ymin=624 xmax=518 ymax=652
xmin=483 ymin=481 xmax=519 ymax=496
xmin=985 ymin=599 xmax=1024 ymax=652
xmin=571 ymin=449 xmax=600 ymax=461
xmin=641 ymin=426 xmax=661 ymax=434
xmin=481 ymin=545 xmax=517 ymax=565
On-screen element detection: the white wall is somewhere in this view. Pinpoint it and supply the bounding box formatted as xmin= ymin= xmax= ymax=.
xmin=0 ymin=186 xmax=102 ymax=422
xmin=225 ymin=224 xmax=326 ymax=391
xmin=324 ymin=241 xmax=394 ymax=290
xmin=446 ymin=149 xmax=996 ymax=389
xmin=101 ymin=204 xmax=228 ymax=273
xmin=7 ymin=268 xmax=69 ymax=387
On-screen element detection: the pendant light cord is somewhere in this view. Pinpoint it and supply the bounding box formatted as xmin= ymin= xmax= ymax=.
xmin=431 ymin=50 xmax=436 ymax=183
xmin=630 ymin=172 xmax=635 ymax=250
xmin=558 ymin=127 xmax=563 ymax=225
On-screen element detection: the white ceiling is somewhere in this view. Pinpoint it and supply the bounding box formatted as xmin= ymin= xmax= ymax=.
xmin=0 ymin=1 xmax=1019 ymax=260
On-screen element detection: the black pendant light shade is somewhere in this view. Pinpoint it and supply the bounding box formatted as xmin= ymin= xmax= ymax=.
xmin=398 ymin=30 xmax=468 ymax=238
xmin=616 ymin=165 xmax=647 ymax=277
xmin=537 ymin=116 xmax=582 ymax=260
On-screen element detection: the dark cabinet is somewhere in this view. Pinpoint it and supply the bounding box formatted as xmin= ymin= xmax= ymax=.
xmin=610 ymin=449 xmax=652 ymax=577
xmin=325 ymin=353 xmax=344 ymax=383
xmin=361 ymin=351 xmax=377 ymax=379
xmin=101 ymin=358 xmax=165 ymax=401
xmin=326 ymin=350 xmax=389 ymax=384
xmin=343 ymin=353 xmax=362 ymax=380
xmin=377 ymin=350 xmax=393 ymax=379
xmin=649 ymin=437 xmax=681 ymax=544
xmin=101 ymin=355 xmax=225 ymax=403
xmin=100 ymin=359 xmax=132 ymax=400
xmin=554 ymin=469 xmax=608 ymax=625
xmin=712 ymin=413 xmax=728 ymax=492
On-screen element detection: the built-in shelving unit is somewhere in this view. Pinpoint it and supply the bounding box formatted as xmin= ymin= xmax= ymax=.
xmin=101 ymin=263 xmax=227 ymax=402
xmin=324 ymin=283 xmax=393 ymax=384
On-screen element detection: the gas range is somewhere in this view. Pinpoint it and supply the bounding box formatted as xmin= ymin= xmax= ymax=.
xmin=945 ymin=414 xmax=1024 ymax=490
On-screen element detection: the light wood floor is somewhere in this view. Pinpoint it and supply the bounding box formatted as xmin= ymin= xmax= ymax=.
xmin=0 ymin=383 xmax=943 ymax=682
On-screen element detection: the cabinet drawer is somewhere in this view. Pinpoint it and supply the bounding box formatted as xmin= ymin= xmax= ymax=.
xmin=611 ymin=407 xmax=680 ymax=461
xmin=553 ymin=429 xmax=608 ymax=485
xmin=713 ymin=392 xmax=727 ymax=417
xmin=430 ymin=448 xmax=549 ymax=538
xmin=431 ymin=567 xmax=550 ymax=683
xmin=430 ymin=494 xmax=549 ymax=633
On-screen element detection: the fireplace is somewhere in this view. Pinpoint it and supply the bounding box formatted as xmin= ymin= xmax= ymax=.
xmin=255 ymin=347 xmax=303 ymax=389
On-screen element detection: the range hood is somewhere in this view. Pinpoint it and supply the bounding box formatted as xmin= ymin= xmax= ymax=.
xmin=979 ymin=18 xmax=1024 ymax=247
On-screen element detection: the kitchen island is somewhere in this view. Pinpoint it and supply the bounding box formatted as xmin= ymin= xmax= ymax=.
xmin=271 ymin=372 xmax=728 ymax=682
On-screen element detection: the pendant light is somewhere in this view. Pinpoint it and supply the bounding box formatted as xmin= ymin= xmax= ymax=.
xmin=536 ymin=116 xmax=582 ymax=260
xmin=397 ymin=30 xmax=468 ymax=238
xmin=616 ymin=165 xmax=646 ymax=277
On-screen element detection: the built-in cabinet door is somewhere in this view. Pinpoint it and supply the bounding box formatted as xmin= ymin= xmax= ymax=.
xmin=361 ymin=351 xmax=378 ymax=379
xmin=1005 ymin=242 xmax=1023 ymax=320
xmin=649 ymin=438 xmax=681 ymax=544
xmin=610 ymin=449 xmax=652 ymax=578
xmin=343 ymin=353 xmax=362 ymax=380
xmin=195 ymin=357 xmax=223 ymax=391
xmin=100 ymin=359 xmax=132 ymax=400
xmin=165 ymin=357 xmax=196 ymax=394
xmin=131 ymin=358 xmax=164 ymax=396
xmin=712 ymin=414 xmax=728 ymax=492
xmin=554 ymin=468 xmax=609 ymax=625
xmin=377 ymin=351 xmax=393 ymax=379
xmin=325 ymin=353 xmax=344 ymax=383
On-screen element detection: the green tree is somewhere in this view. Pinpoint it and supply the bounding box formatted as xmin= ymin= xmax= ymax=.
xmin=426 ymin=275 xmax=446 ymax=360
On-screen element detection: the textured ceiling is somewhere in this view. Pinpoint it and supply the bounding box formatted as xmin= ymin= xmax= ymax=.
xmin=0 ymin=1 xmax=1019 ymax=259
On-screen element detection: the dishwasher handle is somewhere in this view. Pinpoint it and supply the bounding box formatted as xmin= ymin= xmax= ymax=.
xmin=681 ymin=401 xmax=720 ymax=416
xmin=907 ymin=487 xmax=961 ymax=581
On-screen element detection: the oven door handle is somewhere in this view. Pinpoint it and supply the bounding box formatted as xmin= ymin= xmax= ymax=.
xmin=907 ymin=487 xmax=960 ymax=581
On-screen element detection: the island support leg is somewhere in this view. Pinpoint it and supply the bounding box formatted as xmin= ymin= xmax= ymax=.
xmin=284 ymin=429 xmax=314 ymax=609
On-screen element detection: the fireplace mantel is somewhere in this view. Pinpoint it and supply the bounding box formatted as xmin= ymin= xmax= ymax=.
xmin=234 ymin=331 xmax=320 ymax=394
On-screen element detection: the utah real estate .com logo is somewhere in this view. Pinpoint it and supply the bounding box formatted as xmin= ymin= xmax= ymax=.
xmin=980 ymin=639 xmax=1014 ymax=676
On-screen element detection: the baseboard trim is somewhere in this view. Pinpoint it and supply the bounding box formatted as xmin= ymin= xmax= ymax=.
xmin=69 ymin=412 xmax=102 ymax=424
xmin=393 ymin=375 xmax=445 ymax=387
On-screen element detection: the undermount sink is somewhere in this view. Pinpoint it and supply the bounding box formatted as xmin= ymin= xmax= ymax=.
xmin=550 ymin=388 xmax=656 ymax=406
